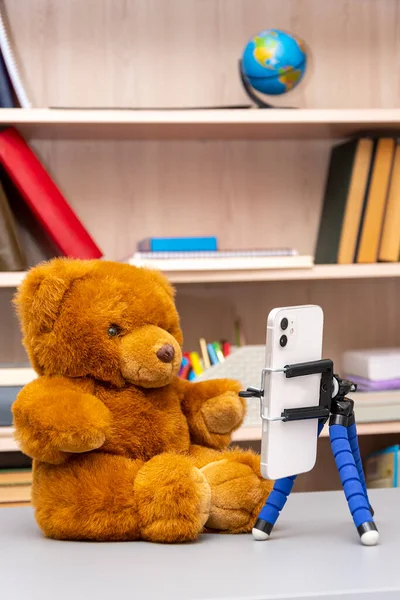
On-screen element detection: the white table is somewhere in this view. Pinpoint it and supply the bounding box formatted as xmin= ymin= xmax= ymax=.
xmin=0 ymin=489 xmax=399 ymax=599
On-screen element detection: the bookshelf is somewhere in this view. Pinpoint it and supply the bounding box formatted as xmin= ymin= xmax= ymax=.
xmin=1 ymin=0 xmax=400 ymax=490
xmin=3 ymin=262 xmax=400 ymax=287
xmin=2 ymin=108 xmax=400 ymax=141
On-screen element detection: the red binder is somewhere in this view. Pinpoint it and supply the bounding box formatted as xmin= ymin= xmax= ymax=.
xmin=0 ymin=127 xmax=102 ymax=259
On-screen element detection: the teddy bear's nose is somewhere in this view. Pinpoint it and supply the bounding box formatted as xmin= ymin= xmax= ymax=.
xmin=156 ymin=344 xmax=175 ymax=363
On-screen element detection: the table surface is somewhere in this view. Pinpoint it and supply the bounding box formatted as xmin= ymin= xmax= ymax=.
xmin=0 ymin=489 xmax=399 ymax=600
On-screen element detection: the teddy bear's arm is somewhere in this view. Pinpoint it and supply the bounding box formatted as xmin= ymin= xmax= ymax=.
xmin=12 ymin=376 xmax=111 ymax=464
xmin=176 ymin=378 xmax=246 ymax=450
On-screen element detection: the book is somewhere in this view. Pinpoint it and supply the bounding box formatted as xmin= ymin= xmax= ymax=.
xmin=366 ymin=445 xmax=399 ymax=488
xmin=0 ymin=48 xmax=14 ymax=107
xmin=342 ymin=348 xmax=400 ymax=381
xmin=0 ymin=386 xmax=22 ymax=426
xmin=138 ymin=237 xmax=218 ymax=252
xmin=344 ymin=375 xmax=400 ymax=392
xmin=0 ymin=484 xmax=31 ymax=504
xmin=314 ymin=138 xmax=374 ymax=264
xmin=357 ymin=138 xmax=396 ymax=263
xmin=0 ymin=367 xmax=36 ymax=386
xmin=128 ymin=254 xmax=312 ymax=272
xmin=0 ymin=177 xmax=26 ymax=270
xmin=189 ymin=352 xmax=203 ymax=376
xmin=1 ymin=165 xmax=62 ymax=266
xmin=207 ymin=343 xmax=219 ymax=366
xmin=0 ymin=469 xmax=32 ymax=485
xmin=199 ymin=338 xmax=211 ymax=369
xmin=132 ymin=248 xmax=297 ymax=259
xmin=0 ymin=5 xmax=31 ymax=108
xmin=212 ymin=342 xmax=225 ymax=363
xmin=0 ymin=128 xmax=103 ymax=259
xmin=379 ymin=142 xmax=400 ymax=262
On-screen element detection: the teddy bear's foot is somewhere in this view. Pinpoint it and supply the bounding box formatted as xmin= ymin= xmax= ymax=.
xmin=134 ymin=453 xmax=211 ymax=543
xmin=33 ymin=453 xmax=142 ymax=541
xmin=200 ymin=450 xmax=274 ymax=533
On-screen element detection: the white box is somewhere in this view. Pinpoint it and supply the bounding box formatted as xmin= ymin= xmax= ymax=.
xmin=343 ymin=348 xmax=400 ymax=381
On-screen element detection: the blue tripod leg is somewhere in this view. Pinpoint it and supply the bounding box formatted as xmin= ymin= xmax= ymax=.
xmin=253 ymin=420 xmax=325 ymax=540
xmin=348 ymin=421 xmax=374 ymax=516
xmin=329 ymin=424 xmax=379 ymax=546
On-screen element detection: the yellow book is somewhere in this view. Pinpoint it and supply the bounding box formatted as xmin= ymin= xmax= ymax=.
xmin=189 ymin=351 xmax=203 ymax=376
xmin=337 ymin=139 xmax=374 ymax=264
xmin=357 ymin=138 xmax=395 ymax=263
xmin=199 ymin=338 xmax=210 ymax=369
xmin=379 ymin=143 xmax=400 ymax=262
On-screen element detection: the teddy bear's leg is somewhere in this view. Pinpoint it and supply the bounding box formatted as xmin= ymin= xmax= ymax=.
xmin=33 ymin=453 xmax=143 ymax=541
xmin=134 ymin=453 xmax=211 ymax=543
xmin=190 ymin=445 xmax=274 ymax=533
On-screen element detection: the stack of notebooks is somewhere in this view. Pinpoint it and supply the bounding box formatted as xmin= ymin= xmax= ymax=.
xmin=0 ymin=468 xmax=32 ymax=507
xmin=126 ymin=236 xmax=312 ymax=271
xmin=343 ymin=348 xmax=400 ymax=392
xmin=315 ymin=137 xmax=400 ymax=264
xmin=0 ymin=127 xmax=102 ymax=272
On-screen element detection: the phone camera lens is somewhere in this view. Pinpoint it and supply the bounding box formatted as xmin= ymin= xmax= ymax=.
xmin=280 ymin=335 xmax=288 ymax=347
xmin=280 ymin=318 xmax=288 ymax=331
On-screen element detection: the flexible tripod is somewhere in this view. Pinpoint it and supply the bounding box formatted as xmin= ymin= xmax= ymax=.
xmin=239 ymin=359 xmax=379 ymax=546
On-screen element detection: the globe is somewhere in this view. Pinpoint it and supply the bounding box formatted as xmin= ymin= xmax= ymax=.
xmin=241 ymin=29 xmax=307 ymax=96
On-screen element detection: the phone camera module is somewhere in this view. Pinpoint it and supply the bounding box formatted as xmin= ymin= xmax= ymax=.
xmin=280 ymin=318 xmax=288 ymax=331
xmin=279 ymin=335 xmax=288 ymax=347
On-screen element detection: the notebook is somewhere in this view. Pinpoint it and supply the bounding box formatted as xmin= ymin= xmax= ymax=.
xmin=127 ymin=250 xmax=312 ymax=272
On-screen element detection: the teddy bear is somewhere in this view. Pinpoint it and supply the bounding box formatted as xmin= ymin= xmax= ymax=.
xmin=12 ymin=258 xmax=273 ymax=542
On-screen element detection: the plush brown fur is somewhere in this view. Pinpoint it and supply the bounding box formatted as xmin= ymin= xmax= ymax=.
xmin=13 ymin=258 xmax=273 ymax=542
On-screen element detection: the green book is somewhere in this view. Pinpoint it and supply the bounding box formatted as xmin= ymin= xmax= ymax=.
xmin=315 ymin=138 xmax=375 ymax=264
xmin=0 ymin=178 xmax=27 ymax=271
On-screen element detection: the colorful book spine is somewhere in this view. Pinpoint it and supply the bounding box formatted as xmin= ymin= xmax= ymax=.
xmin=207 ymin=343 xmax=219 ymax=366
xmin=189 ymin=352 xmax=203 ymax=376
xmin=0 ymin=128 xmax=103 ymax=259
xmin=199 ymin=338 xmax=211 ymax=369
xmin=212 ymin=342 xmax=225 ymax=363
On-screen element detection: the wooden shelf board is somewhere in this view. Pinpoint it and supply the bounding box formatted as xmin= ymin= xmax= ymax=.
xmin=1 ymin=108 xmax=400 ymax=140
xmin=2 ymin=263 xmax=400 ymax=288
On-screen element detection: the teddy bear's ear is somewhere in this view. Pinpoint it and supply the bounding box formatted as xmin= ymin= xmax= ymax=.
xmin=149 ymin=269 xmax=176 ymax=300
xmin=14 ymin=258 xmax=94 ymax=335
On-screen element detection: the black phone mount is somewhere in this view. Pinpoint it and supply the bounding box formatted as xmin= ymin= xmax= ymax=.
xmin=239 ymin=359 xmax=379 ymax=546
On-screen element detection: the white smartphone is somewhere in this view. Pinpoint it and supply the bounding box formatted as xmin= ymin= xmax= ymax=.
xmin=260 ymin=305 xmax=324 ymax=480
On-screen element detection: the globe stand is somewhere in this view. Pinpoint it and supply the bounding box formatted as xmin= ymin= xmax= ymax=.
xmin=239 ymin=60 xmax=296 ymax=109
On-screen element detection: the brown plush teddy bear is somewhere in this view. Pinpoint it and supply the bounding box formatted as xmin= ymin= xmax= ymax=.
xmin=12 ymin=258 xmax=273 ymax=542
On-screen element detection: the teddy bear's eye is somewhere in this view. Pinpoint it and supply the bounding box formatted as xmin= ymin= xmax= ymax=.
xmin=108 ymin=324 xmax=122 ymax=337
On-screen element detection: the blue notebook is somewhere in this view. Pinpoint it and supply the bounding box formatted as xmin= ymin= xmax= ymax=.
xmin=138 ymin=237 xmax=218 ymax=252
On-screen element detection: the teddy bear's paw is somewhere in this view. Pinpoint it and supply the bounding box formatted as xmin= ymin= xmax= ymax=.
xmin=134 ymin=454 xmax=211 ymax=543
xmin=200 ymin=457 xmax=273 ymax=533
xmin=201 ymin=391 xmax=245 ymax=435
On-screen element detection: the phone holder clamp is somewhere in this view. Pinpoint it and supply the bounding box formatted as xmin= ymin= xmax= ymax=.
xmin=239 ymin=358 xmax=379 ymax=546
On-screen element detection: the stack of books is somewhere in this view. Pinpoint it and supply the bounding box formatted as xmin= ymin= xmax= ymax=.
xmin=315 ymin=137 xmax=400 ymax=265
xmin=343 ymin=348 xmax=400 ymax=392
xmin=0 ymin=468 xmax=31 ymax=507
xmin=126 ymin=236 xmax=312 ymax=272
xmin=0 ymin=128 xmax=102 ymax=272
